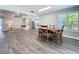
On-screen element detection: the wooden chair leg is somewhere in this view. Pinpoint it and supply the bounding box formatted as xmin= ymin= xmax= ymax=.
xmin=46 ymin=36 xmax=49 ymax=42
xmin=53 ymin=35 xmax=58 ymax=44
xmin=60 ymin=36 xmax=63 ymax=44
xmin=56 ymin=37 xmax=58 ymax=44
xmin=53 ymin=35 xmax=56 ymax=43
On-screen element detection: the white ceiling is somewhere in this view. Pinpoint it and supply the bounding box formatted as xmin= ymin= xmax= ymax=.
xmin=0 ymin=5 xmax=76 ymax=16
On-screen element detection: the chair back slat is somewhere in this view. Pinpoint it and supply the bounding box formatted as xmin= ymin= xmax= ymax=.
xmin=59 ymin=25 xmax=64 ymax=35
xmin=61 ymin=25 xmax=64 ymax=32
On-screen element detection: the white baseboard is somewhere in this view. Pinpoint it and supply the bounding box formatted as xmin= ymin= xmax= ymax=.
xmin=63 ymin=35 xmax=79 ymax=40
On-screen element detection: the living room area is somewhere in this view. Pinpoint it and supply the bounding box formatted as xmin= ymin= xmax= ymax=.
xmin=0 ymin=5 xmax=79 ymax=54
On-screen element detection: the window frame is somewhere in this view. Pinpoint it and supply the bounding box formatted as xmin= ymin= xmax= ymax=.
xmin=59 ymin=11 xmax=79 ymax=32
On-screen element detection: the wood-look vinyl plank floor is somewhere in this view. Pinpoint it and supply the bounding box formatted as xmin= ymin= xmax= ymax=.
xmin=0 ymin=29 xmax=79 ymax=54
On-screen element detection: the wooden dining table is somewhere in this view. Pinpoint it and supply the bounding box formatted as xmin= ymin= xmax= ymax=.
xmin=39 ymin=27 xmax=62 ymax=34
xmin=38 ymin=27 xmax=63 ymax=44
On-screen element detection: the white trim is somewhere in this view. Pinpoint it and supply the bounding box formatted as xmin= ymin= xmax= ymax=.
xmin=63 ymin=35 xmax=79 ymax=40
xmin=64 ymin=30 xmax=79 ymax=32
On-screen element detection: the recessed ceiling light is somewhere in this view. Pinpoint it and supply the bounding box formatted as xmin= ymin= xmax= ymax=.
xmin=38 ymin=6 xmax=52 ymax=12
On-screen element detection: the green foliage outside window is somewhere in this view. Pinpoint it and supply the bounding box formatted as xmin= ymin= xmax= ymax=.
xmin=63 ymin=12 xmax=78 ymax=28
xmin=68 ymin=13 xmax=78 ymax=21
xmin=68 ymin=22 xmax=78 ymax=27
xmin=64 ymin=14 xmax=67 ymax=20
xmin=68 ymin=12 xmax=78 ymax=27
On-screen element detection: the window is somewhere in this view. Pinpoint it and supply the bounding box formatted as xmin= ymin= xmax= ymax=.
xmin=59 ymin=12 xmax=79 ymax=31
xmin=68 ymin=12 xmax=78 ymax=30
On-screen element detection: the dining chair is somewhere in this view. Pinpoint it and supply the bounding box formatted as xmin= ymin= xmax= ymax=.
xmin=53 ymin=25 xmax=64 ymax=44
xmin=49 ymin=25 xmax=55 ymax=29
xmin=38 ymin=25 xmax=48 ymax=38
xmin=42 ymin=29 xmax=52 ymax=42
xmin=40 ymin=25 xmax=51 ymax=42
xmin=38 ymin=25 xmax=42 ymax=37
xmin=58 ymin=25 xmax=64 ymax=44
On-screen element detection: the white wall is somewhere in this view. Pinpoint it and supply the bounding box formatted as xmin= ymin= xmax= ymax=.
xmin=14 ymin=17 xmax=23 ymax=25
xmin=39 ymin=13 xmax=59 ymax=26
